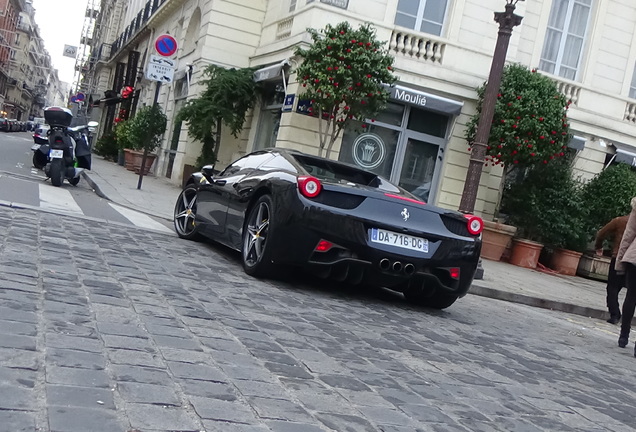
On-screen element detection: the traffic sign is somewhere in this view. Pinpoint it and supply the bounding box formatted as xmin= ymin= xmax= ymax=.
xmin=155 ymin=34 xmax=178 ymax=57
xmin=146 ymin=55 xmax=175 ymax=83
xmin=76 ymin=93 xmax=85 ymax=101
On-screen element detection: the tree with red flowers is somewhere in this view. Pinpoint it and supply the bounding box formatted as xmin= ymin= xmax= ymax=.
xmin=465 ymin=63 xmax=571 ymax=171
xmin=294 ymin=22 xmax=397 ymax=158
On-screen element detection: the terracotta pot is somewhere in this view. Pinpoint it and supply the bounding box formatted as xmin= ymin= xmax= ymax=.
xmin=133 ymin=153 xmax=157 ymax=175
xmin=509 ymin=238 xmax=544 ymax=269
xmin=123 ymin=148 xmax=138 ymax=171
xmin=550 ymin=248 xmax=583 ymax=276
xmin=480 ymin=221 xmax=517 ymax=261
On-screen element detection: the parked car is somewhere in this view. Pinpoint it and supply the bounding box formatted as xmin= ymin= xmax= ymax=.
xmin=0 ymin=118 xmax=9 ymax=132
xmin=32 ymin=125 xmax=50 ymax=144
xmin=173 ymin=148 xmax=483 ymax=309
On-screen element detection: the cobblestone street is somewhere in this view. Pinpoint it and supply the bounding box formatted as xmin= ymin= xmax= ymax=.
xmin=1 ymin=206 xmax=635 ymax=432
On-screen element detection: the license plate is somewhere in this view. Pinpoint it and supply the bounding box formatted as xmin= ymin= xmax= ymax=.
xmin=49 ymin=150 xmax=63 ymax=158
xmin=370 ymin=228 xmax=428 ymax=253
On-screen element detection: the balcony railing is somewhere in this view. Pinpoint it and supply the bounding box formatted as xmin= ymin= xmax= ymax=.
xmin=389 ymin=30 xmax=445 ymax=64
xmin=276 ymin=17 xmax=293 ymax=40
xmin=110 ymin=0 xmax=167 ymax=59
xmin=624 ymin=103 xmax=636 ymax=124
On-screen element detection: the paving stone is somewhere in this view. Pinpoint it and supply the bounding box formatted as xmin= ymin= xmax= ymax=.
xmin=46 ymin=348 xmax=106 ymax=370
xmin=96 ymin=322 xmax=149 ymax=338
xmin=0 ymin=366 xmax=37 ymax=388
xmin=153 ymin=334 xmax=203 ymax=351
xmin=46 ymin=366 xmax=111 ymax=388
xmin=46 ymin=384 xmax=116 ymax=409
xmin=168 ymin=361 xmax=227 ymax=382
xmin=189 ymin=396 xmax=257 ymax=422
xmin=48 ymin=406 xmax=123 ymax=432
xmin=107 ymin=348 xmax=164 ymax=368
xmin=125 ymin=403 xmax=201 ymax=431
xmin=0 ymin=385 xmax=34 ymax=410
xmin=101 ymin=334 xmax=156 ymax=352
xmin=314 ymin=412 xmax=377 ymax=432
xmin=0 ymin=347 xmax=40 ymax=370
xmin=265 ymin=420 xmax=327 ymax=432
xmin=45 ymin=333 xmax=102 ymax=353
xmin=179 ymin=378 xmax=238 ymax=400
xmin=0 ymin=410 xmax=36 ymax=432
xmin=117 ymin=382 xmax=181 ymax=405
xmin=203 ymin=420 xmax=272 ymax=431
xmin=247 ymin=396 xmax=314 ymax=422
xmin=0 ymin=306 xmax=37 ymax=323
xmin=0 ymin=320 xmax=37 ymax=336
xmin=111 ymin=365 xmax=172 ymax=384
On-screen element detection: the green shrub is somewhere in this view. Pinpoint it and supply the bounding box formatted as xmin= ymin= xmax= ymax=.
xmin=581 ymin=163 xmax=636 ymax=238
xmin=501 ymin=154 xmax=588 ymax=251
xmin=94 ymin=131 xmax=119 ymax=161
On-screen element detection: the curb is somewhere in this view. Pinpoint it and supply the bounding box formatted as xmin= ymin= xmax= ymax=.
xmin=81 ymin=170 xmax=109 ymax=201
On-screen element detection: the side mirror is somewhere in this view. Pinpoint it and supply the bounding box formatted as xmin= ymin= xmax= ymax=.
xmin=202 ymin=165 xmax=215 ymax=181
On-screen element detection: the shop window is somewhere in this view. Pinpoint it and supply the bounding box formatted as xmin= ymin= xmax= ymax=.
xmin=290 ymin=0 xmax=297 ymax=12
xmin=394 ymin=0 xmax=448 ymax=37
xmin=339 ymin=123 xmax=400 ymax=180
xmin=539 ymin=0 xmax=592 ymax=81
xmin=406 ymin=107 xmax=448 ymax=137
xmin=375 ymin=102 xmax=404 ymax=127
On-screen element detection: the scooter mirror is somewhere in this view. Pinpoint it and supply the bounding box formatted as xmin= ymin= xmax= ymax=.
xmin=87 ymin=121 xmax=99 ymax=127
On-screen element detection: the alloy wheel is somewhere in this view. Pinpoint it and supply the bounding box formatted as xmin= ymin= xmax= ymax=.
xmin=243 ymin=201 xmax=270 ymax=267
xmin=174 ymin=187 xmax=198 ymax=236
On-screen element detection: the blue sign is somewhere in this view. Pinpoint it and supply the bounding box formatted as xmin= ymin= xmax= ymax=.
xmin=155 ymin=34 xmax=178 ymax=57
xmin=282 ymin=94 xmax=295 ymax=112
xmin=296 ymin=99 xmax=313 ymax=115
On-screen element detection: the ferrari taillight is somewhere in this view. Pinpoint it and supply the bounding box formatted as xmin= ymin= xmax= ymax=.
xmin=464 ymin=214 xmax=483 ymax=235
xmin=315 ymin=240 xmax=333 ymax=252
xmin=298 ymin=176 xmax=322 ymax=198
xmin=450 ymin=268 xmax=460 ymax=279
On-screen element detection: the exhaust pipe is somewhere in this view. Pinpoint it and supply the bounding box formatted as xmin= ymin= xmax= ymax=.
xmin=392 ymin=261 xmax=402 ymax=272
xmin=404 ymin=263 xmax=415 ymax=276
xmin=379 ymin=258 xmax=390 ymax=271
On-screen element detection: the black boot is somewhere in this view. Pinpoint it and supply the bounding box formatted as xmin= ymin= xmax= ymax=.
xmin=634 ymin=343 xmax=636 ymax=357
xmin=619 ymin=331 xmax=629 ymax=348
xmin=608 ymin=315 xmax=622 ymax=324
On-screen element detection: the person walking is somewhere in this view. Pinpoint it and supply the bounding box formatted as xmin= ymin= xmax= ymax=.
xmin=615 ymin=198 xmax=636 ymax=354
xmin=595 ymin=214 xmax=629 ymax=324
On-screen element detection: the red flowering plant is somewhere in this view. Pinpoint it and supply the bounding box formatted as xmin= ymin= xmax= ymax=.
xmin=465 ymin=63 xmax=572 ymax=171
xmin=294 ymin=21 xmax=397 ymax=158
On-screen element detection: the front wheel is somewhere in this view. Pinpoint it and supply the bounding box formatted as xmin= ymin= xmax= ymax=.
xmin=242 ymin=195 xmax=276 ymax=277
xmin=68 ymin=176 xmax=80 ymax=186
xmin=174 ymin=185 xmax=202 ymax=240
xmin=49 ymin=159 xmax=64 ymax=187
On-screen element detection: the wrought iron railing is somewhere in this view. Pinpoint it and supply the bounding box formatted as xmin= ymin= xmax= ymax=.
xmin=109 ymin=0 xmax=168 ymax=59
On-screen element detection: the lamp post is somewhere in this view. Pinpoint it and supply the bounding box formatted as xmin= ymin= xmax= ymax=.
xmin=458 ymin=0 xmax=524 ymax=214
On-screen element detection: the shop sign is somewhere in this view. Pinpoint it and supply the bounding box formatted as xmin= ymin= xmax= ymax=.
xmin=352 ymin=133 xmax=386 ymax=170
xmin=386 ymin=84 xmax=463 ymax=114
xmin=283 ymin=94 xmax=295 ymax=112
xmin=391 ymin=87 xmax=427 ymax=107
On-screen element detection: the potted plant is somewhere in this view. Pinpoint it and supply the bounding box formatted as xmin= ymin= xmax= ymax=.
xmin=501 ymin=153 xmax=586 ymax=271
xmin=577 ymin=163 xmax=636 ymax=279
xmin=116 ymin=105 xmax=167 ymax=174
xmin=465 ymin=64 xmax=572 ymax=261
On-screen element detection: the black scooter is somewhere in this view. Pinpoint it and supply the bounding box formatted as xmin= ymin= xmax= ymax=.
xmin=33 ymin=107 xmax=98 ymax=187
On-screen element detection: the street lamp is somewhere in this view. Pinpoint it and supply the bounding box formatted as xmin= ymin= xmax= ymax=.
xmin=458 ymin=0 xmax=524 ymax=214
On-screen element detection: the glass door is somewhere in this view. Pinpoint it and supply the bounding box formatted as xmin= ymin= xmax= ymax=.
xmin=396 ymin=137 xmax=440 ymax=202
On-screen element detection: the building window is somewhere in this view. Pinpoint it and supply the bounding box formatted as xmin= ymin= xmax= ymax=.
xmin=394 ymin=0 xmax=448 ymax=36
xmin=290 ymin=0 xmax=297 ymax=12
xmin=630 ymin=63 xmax=636 ymax=99
xmin=539 ymin=0 xmax=592 ymax=81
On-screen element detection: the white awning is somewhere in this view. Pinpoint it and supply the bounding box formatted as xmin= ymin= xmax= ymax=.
xmin=613 ymin=142 xmax=636 ymax=166
xmin=253 ymin=59 xmax=290 ymax=83
xmin=568 ymin=135 xmax=586 ymax=151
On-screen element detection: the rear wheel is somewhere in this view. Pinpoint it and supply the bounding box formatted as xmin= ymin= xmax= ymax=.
xmin=242 ymin=195 xmax=276 ymax=277
xmin=404 ymin=288 xmax=458 ymax=310
xmin=32 ymin=152 xmax=46 ymax=170
xmin=174 ymin=185 xmax=202 ymax=240
xmin=49 ymin=159 xmax=64 ymax=187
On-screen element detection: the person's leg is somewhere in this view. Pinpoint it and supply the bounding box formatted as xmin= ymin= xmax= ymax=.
xmin=619 ymin=263 xmax=636 ymax=347
xmin=607 ymin=257 xmax=622 ymax=323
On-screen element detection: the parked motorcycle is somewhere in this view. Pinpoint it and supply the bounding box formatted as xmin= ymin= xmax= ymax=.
xmin=33 ymin=107 xmax=98 ymax=187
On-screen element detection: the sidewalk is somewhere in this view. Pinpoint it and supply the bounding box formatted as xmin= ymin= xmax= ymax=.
xmin=83 ymin=156 xmax=621 ymax=323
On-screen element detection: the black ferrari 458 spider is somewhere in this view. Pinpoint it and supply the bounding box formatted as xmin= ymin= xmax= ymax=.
xmin=174 ymin=148 xmax=482 ymax=309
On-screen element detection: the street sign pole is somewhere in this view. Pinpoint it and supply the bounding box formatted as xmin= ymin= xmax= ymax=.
xmin=137 ymin=81 xmax=162 ymax=190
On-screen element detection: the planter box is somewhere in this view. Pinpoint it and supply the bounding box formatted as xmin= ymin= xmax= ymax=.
xmin=577 ymin=254 xmax=611 ymax=281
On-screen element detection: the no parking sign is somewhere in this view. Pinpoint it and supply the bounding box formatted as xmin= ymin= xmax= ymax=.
xmin=155 ymin=34 xmax=178 ymax=57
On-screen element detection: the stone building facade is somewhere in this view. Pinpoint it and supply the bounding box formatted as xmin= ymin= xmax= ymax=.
xmin=84 ymin=0 xmax=636 ymax=219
